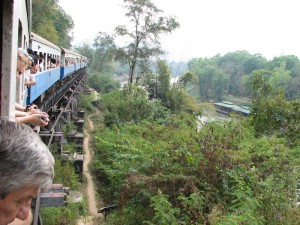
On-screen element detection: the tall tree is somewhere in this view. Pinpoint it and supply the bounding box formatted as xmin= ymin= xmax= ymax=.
xmin=250 ymin=71 xmax=288 ymax=134
xmin=178 ymin=71 xmax=198 ymax=88
xmin=141 ymin=62 xmax=156 ymax=99
xmin=241 ymin=69 xmax=272 ymax=97
xmin=268 ymin=55 xmax=300 ymax=77
xmin=32 ymin=0 xmax=74 ymax=47
xmin=250 ymin=71 xmax=300 ymax=146
xmin=269 ymin=62 xmax=291 ymax=91
xmin=88 ymin=72 xmax=120 ymax=94
xmin=74 ymin=42 xmax=94 ymax=63
xmin=156 ymin=59 xmax=171 ymax=105
xmin=212 ymin=72 xmax=229 ymax=100
xmin=92 ymin=32 xmax=116 ymax=73
xmin=243 ymin=53 xmax=267 ymax=74
xmin=189 ymin=58 xmax=227 ymax=100
xmin=115 ymin=0 xmax=179 ymax=90
xmin=52 ymin=6 xmax=74 ymax=48
xmin=216 ymin=50 xmax=267 ymax=96
xmin=287 ymin=76 xmax=300 ymax=99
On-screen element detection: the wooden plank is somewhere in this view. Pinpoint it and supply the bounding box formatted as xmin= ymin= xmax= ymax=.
xmin=31 ymin=192 xmax=66 ymax=208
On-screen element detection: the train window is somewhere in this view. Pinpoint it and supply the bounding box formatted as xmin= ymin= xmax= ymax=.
xmin=43 ymin=52 xmax=46 ymax=71
xmin=24 ymin=35 xmax=27 ymax=49
xmin=18 ymin=20 xmax=23 ymax=47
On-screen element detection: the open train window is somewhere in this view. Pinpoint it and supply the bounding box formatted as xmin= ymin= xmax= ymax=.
xmin=24 ymin=35 xmax=27 ymax=49
xmin=18 ymin=20 xmax=23 ymax=47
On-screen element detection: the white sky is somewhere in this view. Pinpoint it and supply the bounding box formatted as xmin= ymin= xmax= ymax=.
xmin=58 ymin=0 xmax=300 ymax=61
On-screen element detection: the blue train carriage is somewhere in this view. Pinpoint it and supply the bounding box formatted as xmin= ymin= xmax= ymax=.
xmin=27 ymin=32 xmax=62 ymax=104
xmin=1 ymin=0 xmax=32 ymax=118
xmin=81 ymin=55 xmax=88 ymax=68
xmin=60 ymin=48 xmax=83 ymax=79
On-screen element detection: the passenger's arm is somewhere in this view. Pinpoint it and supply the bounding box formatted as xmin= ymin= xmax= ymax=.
xmin=24 ymin=80 xmax=36 ymax=86
xmin=15 ymin=103 xmax=26 ymax=112
xmin=15 ymin=110 xmax=29 ymax=117
xmin=15 ymin=114 xmax=48 ymax=127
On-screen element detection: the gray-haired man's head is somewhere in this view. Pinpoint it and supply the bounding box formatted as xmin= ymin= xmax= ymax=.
xmin=0 ymin=120 xmax=54 ymax=198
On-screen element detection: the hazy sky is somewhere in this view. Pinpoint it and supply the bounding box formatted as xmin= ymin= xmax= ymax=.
xmin=58 ymin=0 xmax=300 ymax=61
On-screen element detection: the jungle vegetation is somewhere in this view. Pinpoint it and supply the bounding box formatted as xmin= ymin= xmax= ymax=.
xmin=83 ymin=61 xmax=300 ymax=224
xmin=31 ymin=0 xmax=300 ymax=224
xmin=76 ymin=1 xmax=300 ymax=223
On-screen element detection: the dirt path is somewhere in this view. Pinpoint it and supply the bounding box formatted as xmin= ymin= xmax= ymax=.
xmin=78 ymin=114 xmax=103 ymax=225
xmin=83 ymin=115 xmax=97 ymax=215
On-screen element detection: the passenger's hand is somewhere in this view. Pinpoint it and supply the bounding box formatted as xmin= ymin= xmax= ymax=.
xmin=28 ymin=105 xmax=48 ymax=117
xmin=27 ymin=104 xmax=39 ymax=114
xmin=25 ymin=105 xmax=49 ymax=126
xmin=29 ymin=80 xmax=36 ymax=86
xmin=30 ymin=114 xmax=49 ymax=127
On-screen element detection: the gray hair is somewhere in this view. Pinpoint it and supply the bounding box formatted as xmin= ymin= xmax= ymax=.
xmin=0 ymin=120 xmax=54 ymax=198
xmin=17 ymin=48 xmax=31 ymax=65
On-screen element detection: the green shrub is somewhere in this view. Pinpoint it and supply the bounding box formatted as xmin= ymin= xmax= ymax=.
xmin=41 ymin=155 xmax=84 ymax=224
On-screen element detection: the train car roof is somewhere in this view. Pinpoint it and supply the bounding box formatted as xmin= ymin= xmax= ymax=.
xmin=60 ymin=47 xmax=83 ymax=58
xmin=30 ymin=32 xmax=61 ymax=51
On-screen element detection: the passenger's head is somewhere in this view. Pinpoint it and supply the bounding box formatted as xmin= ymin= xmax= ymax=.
xmin=0 ymin=120 xmax=54 ymax=224
xmin=50 ymin=58 xmax=56 ymax=64
xmin=17 ymin=48 xmax=31 ymax=79
xmin=39 ymin=56 xmax=44 ymax=64
xmin=29 ymin=54 xmax=39 ymax=74
xmin=27 ymin=48 xmax=34 ymax=55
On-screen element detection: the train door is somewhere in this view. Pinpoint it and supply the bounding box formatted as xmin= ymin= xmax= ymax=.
xmin=1 ymin=0 xmax=17 ymax=120
xmin=1 ymin=0 xmax=31 ymax=120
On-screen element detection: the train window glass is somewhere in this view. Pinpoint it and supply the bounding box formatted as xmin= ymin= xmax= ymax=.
xmin=17 ymin=21 xmax=25 ymax=105
xmin=18 ymin=20 xmax=23 ymax=47
xmin=43 ymin=53 xmax=46 ymax=71
xmin=24 ymin=36 xmax=27 ymax=49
